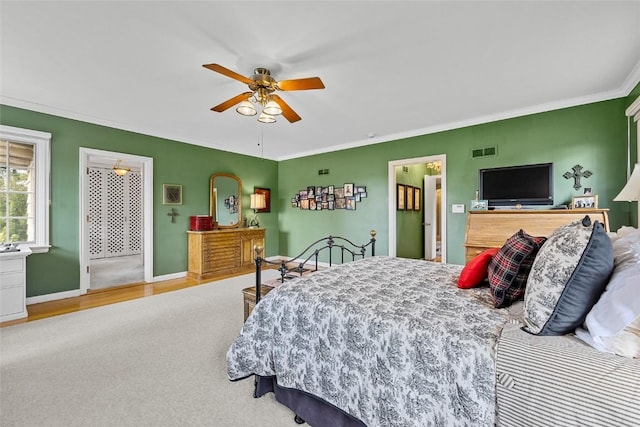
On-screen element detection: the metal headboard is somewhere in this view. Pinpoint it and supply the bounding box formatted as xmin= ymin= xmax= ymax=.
xmin=254 ymin=230 xmax=377 ymax=304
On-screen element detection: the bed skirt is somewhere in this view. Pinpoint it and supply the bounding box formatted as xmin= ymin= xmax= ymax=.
xmin=255 ymin=376 xmax=367 ymax=427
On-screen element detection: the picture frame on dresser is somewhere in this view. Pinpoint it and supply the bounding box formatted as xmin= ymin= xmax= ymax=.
xmin=571 ymin=195 xmax=598 ymax=209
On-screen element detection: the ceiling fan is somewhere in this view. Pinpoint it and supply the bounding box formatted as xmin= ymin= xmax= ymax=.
xmin=203 ymin=63 xmax=325 ymax=123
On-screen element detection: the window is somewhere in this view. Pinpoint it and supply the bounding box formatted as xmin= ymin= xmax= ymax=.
xmin=0 ymin=125 xmax=51 ymax=253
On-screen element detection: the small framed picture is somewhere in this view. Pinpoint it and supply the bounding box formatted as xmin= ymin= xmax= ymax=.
xmin=345 ymin=197 xmax=356 ymax=210
xmin=300 ymin=199 xmax=310 ymax=210
xmin=344 ymin=183 xmax=354 ymax=197
xmin=397 ymin=184 xmax=406 ymax=210
xmin=335 ymin=187 xmax=345 ymax=199
xmin=571 ymin=195 xmax=598 ymax=209
xmin=163 ymin=184 xmax=182 ymax=205
xmin=414 ymin=187 xmax=421 ymax=211
xmin=469 ymin=199 xmax=488 ymax=211
xmin=335 ymin=198 xmax=346 ymax=209
xmin=406 ymin=186 xmax=414 ymax=210
xmin=356 ymin=185 xmax=366 ymax=193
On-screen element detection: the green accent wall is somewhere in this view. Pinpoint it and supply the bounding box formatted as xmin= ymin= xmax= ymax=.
xmin=278 ymin=98 xmax=630 ymax=265
xmin=2 ymin=93 xmax=637 ymax=298
xmin=0 ymin=105 xmax=279 ymax=297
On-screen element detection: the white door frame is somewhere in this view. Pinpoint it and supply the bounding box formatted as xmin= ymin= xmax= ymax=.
xmin=388 ymin=154 xmax=447 ymax=262
xmin=79 ymin=148 xmax=154 ymax=294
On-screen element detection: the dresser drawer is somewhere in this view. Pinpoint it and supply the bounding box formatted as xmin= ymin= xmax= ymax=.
xmin=0 ymin=258 xmax=24 ymax=273
xmin=0 ymin=286 xmax=26 ymax=316
xmin=0 ymin=272 xmax=24 ymax=289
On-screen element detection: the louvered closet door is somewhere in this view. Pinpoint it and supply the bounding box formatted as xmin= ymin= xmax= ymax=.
xmin=88 ymin=167 xmax=142 ymax=259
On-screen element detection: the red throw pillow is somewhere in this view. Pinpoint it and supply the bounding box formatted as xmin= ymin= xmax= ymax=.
xmin=458 ymin=248 xmax=500 ymax=289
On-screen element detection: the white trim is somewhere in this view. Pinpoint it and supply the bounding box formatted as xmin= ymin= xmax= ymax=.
xmin=152 ymin=271 xmax=186 ymax=282
xmin=26 ymin=288 xmax=81 ymax=305
xmin=621 ymin=59 xmax=640 ymax=98
xmin=626 ymin=95 xmax=640 ymax=117
xmin=276 ymin=88 xmax=636 ymax=161
xmin=5 ymin=66 xmax=639 ymax=163
xmin=0 ymin=125 xmax=51 ymax=252
xmin=387 ymin=155 xmax=447 ymax=263
xmin=79 ymin=148 xmax=153 ymax=294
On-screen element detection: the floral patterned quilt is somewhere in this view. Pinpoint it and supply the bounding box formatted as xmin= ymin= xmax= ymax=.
xmin=227 ymin=256 xmax=514 ymax=427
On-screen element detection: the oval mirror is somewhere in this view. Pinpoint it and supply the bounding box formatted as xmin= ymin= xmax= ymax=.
xmin=210 ymin=173 xmax=242 ymax=228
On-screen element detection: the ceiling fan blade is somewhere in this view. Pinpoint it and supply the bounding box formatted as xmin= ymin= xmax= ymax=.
xmin=272 ymin=95 xmax=301 ymax=123
xmin=276 ymin=77 xmax=325 ymax=91
xmin=211 ymin=92 xmax=253 ymax=112
xmin=203 ymin=63 xmax=252 ymax=85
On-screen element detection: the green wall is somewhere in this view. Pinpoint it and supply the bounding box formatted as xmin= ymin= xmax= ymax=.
xmin=278 ymin=98 xmax=630 ymax=265
xmin=2 ymin=92 xmax=637 ymax=298
xmin=0 ymin=105 xmax=279 ymax=297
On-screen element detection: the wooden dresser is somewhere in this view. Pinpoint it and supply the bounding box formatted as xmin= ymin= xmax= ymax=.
xmin=464 ymin=209 xmax=609 ymax=263
xmin=187 ymin=228 xmax=265 ymax=280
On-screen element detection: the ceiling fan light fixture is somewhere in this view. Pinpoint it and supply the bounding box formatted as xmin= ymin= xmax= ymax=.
xmin=263 ymin=100 xmax=282 ymax=116
xmin=236 ymin=100 xmax=257 ymax=116
xmin=257 ymin=112 xmax=276 ymax=124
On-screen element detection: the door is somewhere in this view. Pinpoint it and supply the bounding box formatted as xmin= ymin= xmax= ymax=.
xmin=423 ymin=175 xmax=437 ymax=260
xmin=88 ymin=167 xmax=142 ymax=259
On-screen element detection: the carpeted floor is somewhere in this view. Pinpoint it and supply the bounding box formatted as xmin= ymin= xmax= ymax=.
xmin=0 ymin=271 xmax=301 ymax=427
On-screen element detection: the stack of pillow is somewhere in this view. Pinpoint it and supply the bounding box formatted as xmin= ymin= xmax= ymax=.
xmin=458 ymin=216 xmax=639 ymax=358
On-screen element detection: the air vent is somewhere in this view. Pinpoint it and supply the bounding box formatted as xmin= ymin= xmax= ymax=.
xmin=318 ymin=169 xmax=329 ymax=175
xmin=471 ymin=146 xmax=497 ymax=158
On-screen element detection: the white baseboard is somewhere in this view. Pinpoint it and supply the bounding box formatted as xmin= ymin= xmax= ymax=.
xmin=27 ymin=289 xmax=81 ymax=305
xmin=152 ymin=271 xmax=187 ymax=282
xmin=25 ymin=271 xmax=188 ymax=305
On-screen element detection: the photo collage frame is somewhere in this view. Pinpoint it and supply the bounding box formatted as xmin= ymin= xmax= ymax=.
xmin=291 ymin=183 xmax=367 ymax=211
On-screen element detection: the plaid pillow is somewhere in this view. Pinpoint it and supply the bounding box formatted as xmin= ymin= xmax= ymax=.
xmin=488 ymin=230 xmax=546 ymax=308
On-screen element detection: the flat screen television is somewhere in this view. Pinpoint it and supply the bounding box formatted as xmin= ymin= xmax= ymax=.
xmin=479 ymin=163 xmax=554 ymax=207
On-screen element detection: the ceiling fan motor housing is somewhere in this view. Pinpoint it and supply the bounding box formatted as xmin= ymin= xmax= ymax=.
xmin=249 ymin=68 xmax=277 ymax=93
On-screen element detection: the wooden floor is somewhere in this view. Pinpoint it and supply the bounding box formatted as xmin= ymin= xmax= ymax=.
xmin=0 ymin=275 xmax=213 ymax=328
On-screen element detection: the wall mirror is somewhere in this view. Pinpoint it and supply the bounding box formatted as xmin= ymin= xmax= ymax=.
xmin=210 ymin=173 xmax=242 ymax=228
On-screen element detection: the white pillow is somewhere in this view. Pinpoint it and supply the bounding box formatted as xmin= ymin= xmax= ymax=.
xmin=579 ymin=228 xmax=640 ymax=358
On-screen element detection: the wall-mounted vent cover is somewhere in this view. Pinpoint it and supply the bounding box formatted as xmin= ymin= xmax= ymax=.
xmin=471 ymin=146 xmax=497 ymax=158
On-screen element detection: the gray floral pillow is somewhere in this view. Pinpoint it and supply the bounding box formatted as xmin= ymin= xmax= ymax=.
xmin=523 ymin=216 xmax=614 ymax=336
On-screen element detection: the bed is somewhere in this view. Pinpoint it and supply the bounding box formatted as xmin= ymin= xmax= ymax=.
xmin=227 ymin=220 xmax=640 ymax=426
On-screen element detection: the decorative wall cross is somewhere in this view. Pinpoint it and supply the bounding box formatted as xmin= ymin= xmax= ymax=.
xmin=563 ymin=164 xmax=592 ymax=190
xmin=168 ymin=208 xmax=179 ymax=223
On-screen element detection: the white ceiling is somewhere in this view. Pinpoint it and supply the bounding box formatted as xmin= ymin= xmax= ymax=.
xmin=2 ymin=1 xmax=640 ymax=161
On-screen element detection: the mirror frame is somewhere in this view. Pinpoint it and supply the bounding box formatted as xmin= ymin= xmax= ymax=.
xmin=209 ymin=173 xmax=242 ymax=229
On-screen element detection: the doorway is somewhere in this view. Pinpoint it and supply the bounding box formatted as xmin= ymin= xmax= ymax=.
xmin=388 ymin=155 xmax=447 ymax=262
xmin=79 ymin=148 xmax=154 ymax=294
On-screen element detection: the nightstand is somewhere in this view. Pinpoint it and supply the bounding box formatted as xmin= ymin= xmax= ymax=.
xmin=241 ymin=285 xmax=274 ymax=321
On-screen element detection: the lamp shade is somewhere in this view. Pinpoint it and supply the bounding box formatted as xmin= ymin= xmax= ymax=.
xmin=263 ymin=100 xmax=282 ymax=116
xmin=257 ymin=112 xmax=276 ymax=123
xmin=112 ymin=160 xmax=130 ymax=176
xmin=236 ymin=100 xmax=257 ymax=116
xmin=614 ymin=163 xmax=640 ymax=202
xmin=250 ymin=193 xmax=266 ymax=210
